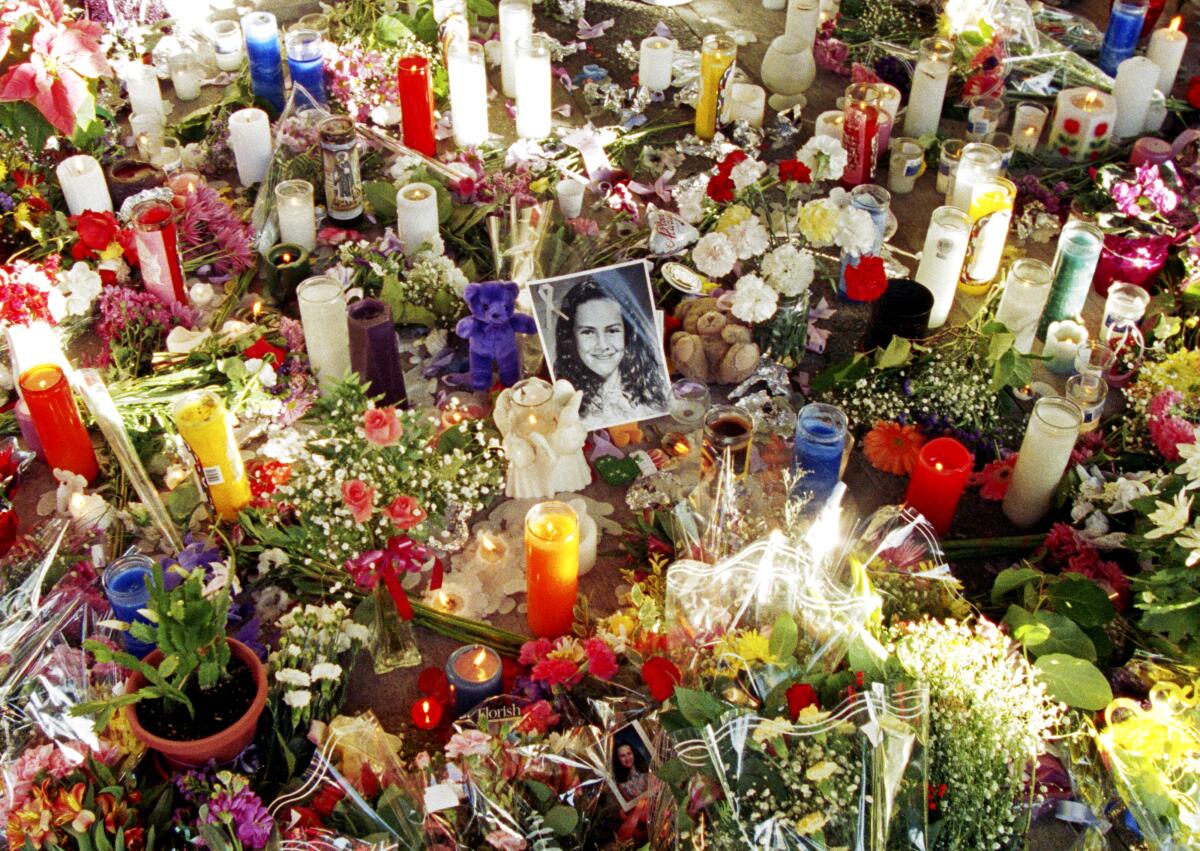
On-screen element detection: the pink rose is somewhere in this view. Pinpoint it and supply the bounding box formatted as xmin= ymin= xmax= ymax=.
xmin=363 ymin=407 xmax=403 ymax=446
xmin=341 ymin=479 xmax=376 ymax=523
xmin=383 ymin=495 xmax=427 ymax=529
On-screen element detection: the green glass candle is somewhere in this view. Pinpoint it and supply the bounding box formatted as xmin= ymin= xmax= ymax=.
xmin=1037 ymin=221 xmax=1103 ymax=340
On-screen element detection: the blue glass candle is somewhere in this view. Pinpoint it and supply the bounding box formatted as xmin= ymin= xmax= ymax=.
xmin=102 ymin=554 xmax=156 ymax=658
xmin=791 ymin=403 xmax=849 ymax=506
xmin=1099 ymin=0 xmax=1149 ymax=76
xmin=838 ymin=184 xmax=891 ymax=301
xmin=446 ymin=644 xmax=503 ymax=716
xmin=242 ymin=12 xmax=286 ymax=114
xmin=286 ymin=28 xmax=326 ymax=106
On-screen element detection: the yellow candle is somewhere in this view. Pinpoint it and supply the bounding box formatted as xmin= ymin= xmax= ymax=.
xmin=695 ymin=34 xmax=736 ymax=140
xmin=959 ymin=177 xmax=1015 ymax=296
xmin=172 ymin=390 xmax=251 ymax=521
xmin=525 ymin=501 xmax=579 ymax=638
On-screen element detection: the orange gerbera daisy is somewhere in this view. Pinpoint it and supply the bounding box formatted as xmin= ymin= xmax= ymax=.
xmin=862 ymin=421 xmax=925 ymax=476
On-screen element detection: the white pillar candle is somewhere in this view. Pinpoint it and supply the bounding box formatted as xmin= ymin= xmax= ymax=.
xmin=397 ymin=182 xmax=442 ymax=254
xmin=1002 ymin=396 xmax=1082 ymax=528
xmin=210 ymin=20 xmax=245 ymax=72
xmin=1047 ymin=87 xmax=1116 ymax=162
xmin=1113 ymin=57 xmax=1162 ymax=139
xmin=168 ymin=50 xmax=202 ymax=101
xmin=785 ymin=0 xmax=821 ymax=44
xmin=447 ymin=39 xmax=489 ymax=148
xmin=1147 ymin=16 xmax=1187 ymax=93
xmin=638 ymin=36 xmax=675 ymax=92
xmin=993 ymin=258 xmax=1052 ymax=354
xmin=275 ymin=179 xmax=316 ymax=251
xmin=499 ymin=0 xmax=533 ymax=99
xmin=555 ymin=177 xmax=585 ymax=218
xmin=1043 ymin=319 xmax=1089 ymax=375
xmin=915 ymin=206 xmax=971 ymax=329
xmin=1010 ymin=102 xmax=1049 ymax=153
xmin=297 ymin=276 xmax=350 ymax=389
xmin=814 ymin=109 xmax=844 ymax=139
xmin=121 ymin=62 xmax=164 ymax=117
xmin=515 ymin=34 xmax=551 ymax=139
xmin=949 ymin=142 xmax=1001 ymax=211
xmin=55 ymin=155 xmax=112 ymax=216
xmin=725 ymin=83 xmax=766 ymax=128
xmin=227 ymin=108 xmax=272 ymax=187
xmin=902 ymin=37 xmax=953 ymax=139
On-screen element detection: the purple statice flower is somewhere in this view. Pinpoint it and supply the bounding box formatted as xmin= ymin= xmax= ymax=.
xmin=0 ymin=192 xmax=14 ymax=213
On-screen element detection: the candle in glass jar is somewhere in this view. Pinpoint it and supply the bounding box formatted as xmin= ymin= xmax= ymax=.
xmin=696 ymin=34 xmax=737 ymax=140
xmin=1147 ymin=16 xmax=1187 ymax=93
xmin=1037 ymin=220 xmax=1104 ymax=338
xmin=949 ymin=142 xmax=1001 ymax=211
xmin=904 ymin=437 xmax=972 ymax=535
xmin=411 ymin=696 xmax=443 ymax=730
xmin=319 ymin=116 xmax=363 ymax=223
xmin=348 ymin=298 xmax=408 ymax=407
xmin=19 ymin=364 xmax=99 ymax=483
xmin=210 ymin=20 xmax=244 ymax=72
xmin=525 ymin=501 xmax=579 ymax=638
xmin=263 ymin=243 xmax=311 ymax=306
xmin=515 ymin=34 xmax=552 ymax=139
xmin=1066 ymin=373 xmax=1108 ymax=433
xmin=446 ymin=644 xmax=503 ymax=715
xmin=286 ymin=28 xmax=326 ymax=105
xmin=1011 ymin=101 xmax=1049 ymax=153
xmin=168 ymin=51 xmax=202 ymax=101
xmin=499 ymin=0 xmax=533 ymax=98
xmin=1099 ymin=0 xmax=1149 ymax=76
xmin=228 ymin=108 xmax=273 ymax=187
xmin=166 ymin=170 xmax=205 ymax=199
xmin=242 ymin=11 xmax=286 ymax=113
xmin=639 ymin=36 xmax=675 ymax=92
xmin=398 ymin=55 xmax=437 ymax=156
xmin=935 ymin=139 xmax=963 ymax=194
xmin=702 ymin=405 xmax=755 ymax=478
xmin=131 ymin=198 xmax=187 ymax=306
xmin=872 ymin=84 xmax=902 ymax=154
xmin=396 ymin=183 xmax=441 ymax=254
xmin=297 ymin=276 xmax=351 ymax=389
xmin=994 ymin=258 xmax=1052 ymax=353
xmin=887 ymin=137 xmax=924 ymax=194
xmin=669 ymin=379 xmax=710 ymax=431
xmin=791 ymin=402 xmax=848 ymax=506
xmin=903 ymin=37 xmax=953 ymax=139
xmin=814 ymin=110 xmax=844 ymax=139
xmin=1002 ymin=396 xmax=1082 ymax=528
xmin=1113 ymin=57 xmax=1160 ymax=138
xmin=726 ymin=83 xmax=766 ymax=128
xmin=915 ymin=206 xmax=972 ymax=329
xmin=120 ymin=63 xmax=163 ymax=117
xmin=1043 ymin=319 xmax=1089 ymax=375
xmin=964 ymin=96 xmax=1003 ymax=143
xmin=275 ymin=179 xmax=316 ymax=251
xmin=172 ymin=390 xmax=251 ymax=522
xmin=841 ymin=83 xmax=880 ymax=186
xmin=1047 ymin=88 xmax=1116 ymax=162
xmin=56 ymin=155 xmax=112 ymax=216
xmin=447 ymin=39 xmax=489 ymax=148
xmin=959 ymin=176 xmax=1015 ymax=295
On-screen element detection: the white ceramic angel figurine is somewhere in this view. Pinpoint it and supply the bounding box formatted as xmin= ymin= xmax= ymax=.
xmin=493 ymin=378 xmax=591 ymax=499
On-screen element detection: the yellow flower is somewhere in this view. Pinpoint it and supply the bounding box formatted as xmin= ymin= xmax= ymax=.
xmin=794 ymin=812 xmax=828 ymax=835
xmin=796 ymin=199 xmax=839 ymax=247
xmin=752 ymin=717 xmax=793 ymax=744
xmin=795 ymin=704 xmax=830 ymax=724
xmin=13 ymin=203 xmax=30 ymax=225
xmin=715 ymin=629 xmax=775 ymax=670
xmin=806 ymin=760 xmax=840 ymax=782
xmin=716 ymin=204 xmax=752 ymax=232
xmin=0 ymin=162 xmax=8 ymax=180
xmin=529 ymin=177 xmax=549 ymax=194
xmin=99 ymin=242 xmax=125 ymax=261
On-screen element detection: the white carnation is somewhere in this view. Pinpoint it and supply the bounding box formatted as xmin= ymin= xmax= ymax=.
xmin=724 ymin=216 xmax=771 ymax=260
xmin=834 ymin=207 xmax=878 ymax=256
xmin=761 ymin=244 xmax=815 ymax=297
xmin=692 ymin=232 xmax=737 ymax=279
xmin=310 ymin=662 xmax=344 ymax=681
xmin=283 ymin=689 xmax=312 ymax=708
xmin=798 ymin=135 xmax=848 ymax=183
xmin=343 ymin=622 xmax=371 ymax=644
xmin=730 ymin=274 xmax=779 ymax=323
xmin=275 ymin=668 xmax=311 ymax=687
xmin=729 ymin=158 xmax=767 ymax=191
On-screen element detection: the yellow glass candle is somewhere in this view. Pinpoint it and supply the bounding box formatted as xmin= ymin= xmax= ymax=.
xmin=525 ymin=501 xmax=579 ymax=638
xmin=172 ymin=390 xmax=251 ymax=521
xmin=959 ymin=177 xmax=1015 ymax=296
xmin=695 ymin=34 xmax=736 ymax=140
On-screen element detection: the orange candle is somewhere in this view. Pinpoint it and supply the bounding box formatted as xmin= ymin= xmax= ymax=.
xmin=525 ymin=501 xmax=579 ymax=638
xmin=19 ymin=364 xmax=99 ymax=482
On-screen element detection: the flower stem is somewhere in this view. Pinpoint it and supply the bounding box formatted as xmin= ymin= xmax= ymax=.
xmin=941 ymin=534 xmax=1046 ymax=559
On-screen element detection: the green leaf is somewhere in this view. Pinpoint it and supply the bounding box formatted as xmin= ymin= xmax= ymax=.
xmin=874 ymin=335 xmax=912 ymax=369
xmin=544 ymin=804 xmax=579 ymax=836
xmin=768 ymin=613 xmax=798 ymax=662
xmin=375 ymin=14 xmax=412 ymax=44
xmin=1004 ymin=605 xmax=1097 ymax=660
xmin=467 ymin=0 xmax=497 ymax=14
xmin=364 ymin=180 xmax=398 ymax=223
xmin=1034 ymin=654 xmax=1113 ymax=710
xmin=992 ymin=567 xmax=1042 ymax=602
xmin=987 ymin=329 xmax=1016 ymax=363
xmin=1048 ymin=576 xmax=1116 ymax=628
xmin=673 ymin=687 xmax=725 ymax=727
xmin=526 ymin=779 xmax=555 ymax=805
xmin=156 ymin=654 xmax=179 ymax=679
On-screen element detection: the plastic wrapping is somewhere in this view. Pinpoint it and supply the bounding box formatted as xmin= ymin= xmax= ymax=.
xmin=661 ymin=685 xmax=929 ymax=850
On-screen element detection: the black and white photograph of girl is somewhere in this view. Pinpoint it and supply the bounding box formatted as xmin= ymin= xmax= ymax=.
xmin=607 ymin=722 xmax=658 ymax=812
xmin=531 ymin=260 xmax=672 ymax=431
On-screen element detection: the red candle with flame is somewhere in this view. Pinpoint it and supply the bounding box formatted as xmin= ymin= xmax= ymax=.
xmin=411 ymin=696 xmax=443 ymax=730
xmin=19 ymin=364 xmax=99 ymax=483
xmin=131 ymin=198 xmax=187 ymax=305
xmin=397 ymin=56 xmax=436 ymax=157
xmin=841 ymin=83 xmax=880 ymax=187
xmin=904 ymin=437 xmax=973 ymax=536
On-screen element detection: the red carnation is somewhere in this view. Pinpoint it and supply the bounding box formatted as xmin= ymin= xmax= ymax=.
xmin=1188 ymin=75 xmax=1200 ymax=109
xmin=786 ymin=683 xmax=819 ymax=720
xmin=843 ymin=255 xmax=888 ymax=302
xmin=716 ymin=150 xmax=748 ymax=177
xmin=244 ymin=336 xmax=287 ymax=366
xmin=778 ymin=159 xmax=812 ymax=184
xmin=641 ymin=655 xmax=682 ymax=702
xmin=707 ymin=174 xmax=735 ymax=204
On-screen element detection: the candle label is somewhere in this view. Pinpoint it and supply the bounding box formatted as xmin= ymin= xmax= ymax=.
xmin=320 ymin=123 xmax=364 ymax=220
xmin=714 ymin=61 xmax=737 ymax=129
xmin=202 ymin=464 xmax=225 ymax=486
xmin=843 ymin=106 xmax=878 ymax=185
xmin=135 ymin=228 xmax=184 ymax=305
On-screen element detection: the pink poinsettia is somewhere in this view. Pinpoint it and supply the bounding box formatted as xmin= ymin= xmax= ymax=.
xmin=0 ymin=17 xmax=111 ymax=135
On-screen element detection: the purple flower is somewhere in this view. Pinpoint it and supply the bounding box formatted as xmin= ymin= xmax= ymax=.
xmin=204 ymin=782 xmax=273 ymax=849
xmin=1112 ymin=180 xmax=1142 ymax=217
xmin=0 ymin=192 xmax=14 ymax=212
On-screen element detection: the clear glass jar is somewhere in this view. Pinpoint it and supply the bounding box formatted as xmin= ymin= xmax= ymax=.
xmin=888 ymin=137 xmax=924 ymax=194
xmin=949 ymin=142 xmax=1002 ymax=211
xmin=936 ymin=139 xmax=964 ymax=195
xmin=959 ymin=176 xmax=1016 ymax=294
xmin=1103 ymin=282 xmax=1150 ymax=385
xmin=1066 ymin=374 xmax=1108 ymax=433
xmin=702 ymin=405 xmax=754 ymax=478
xmin=791 ymin=403 xmax=848 ymax=506
xmin=168 ymin=51 xmax=201 ymax=101
xmin=964 ymin=95 xmax=1004 ymax=143
xmin=994 ymin=257 xmax=1052 ymax=353
xmin=1011 ymin=101 xmax=1049 ymax=153
xmin=210 ymin=19 xmax=245 ymax=71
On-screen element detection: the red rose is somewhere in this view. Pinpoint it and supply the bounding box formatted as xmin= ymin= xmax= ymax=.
xmin=706 ymin=174 xmax=735 ymax=204
xmin=786 ymin=683 xmax=819 ymax=720
xmin=641 ymin=655 xmax=682 ymax=702
xmin=778 ymin=159 xmax=812 ymax=184
xmin=244 ymin=336 xmax=287 ymax=365
xmin=1187 ymin=75 xmax=1200 ymax=109
xmin=843 ymin=255 xmax=888 ymax=302
xmin=309 ymin=783 xmax=345 ymax=817
xmin=1063 ymin=118 xmax=1081 ymax=134
xmin=71 ymin=210 xmax=119 ymax=252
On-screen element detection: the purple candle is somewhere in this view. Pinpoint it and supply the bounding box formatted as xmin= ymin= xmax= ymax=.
xmin=1131 ymin=137 xmax=1172 ymax=166
xmin=348 ymin=298 xmax=408 ymax=407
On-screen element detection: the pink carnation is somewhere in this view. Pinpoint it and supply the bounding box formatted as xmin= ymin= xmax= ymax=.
xmin=530 ymin=657 xmax=583 ymax=687
xmin=583 ymin=638 xmax=619 ymax=680
xmin=485 ymin=830 xmax=528 ymax=851
xmin=1149 ymin=414 xmax=1196 ymax=462
xmin=519 ymin=638 xmax=555 ymax=666
xmin=445 ymin=729 xmax=493 ymax=759
xmin=517 ymin=700 xmax=561 ymax=734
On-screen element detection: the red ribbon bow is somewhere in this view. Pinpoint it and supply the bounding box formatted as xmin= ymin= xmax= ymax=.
xmin=349 ymin=536 xmax=443 ymax=621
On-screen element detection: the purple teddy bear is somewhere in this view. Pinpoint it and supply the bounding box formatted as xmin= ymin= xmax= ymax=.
xmin=455 ymin=281 xmax=538 ymax=391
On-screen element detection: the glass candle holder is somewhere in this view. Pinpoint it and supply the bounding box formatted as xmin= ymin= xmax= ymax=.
xmin=20 ymin=364 xmax=99 ymax=483
xmin=1002 ymin=396 xmax=1082 ymax=528
xmin=286 ymin=28 xmax=326 ymax=105
xmin=965 ymin=95 xmax=1004 ymax=143
xmin=791 ymin=402 xmax=848 ymax=507
xmin=263 ymin=243 xmax=312 ymax=307
xmin=121 ymin=62 xmax=163 ymax=117
xmin=150 ymin=136 xmax=182 ymax=171
xmin=275 ymin=179 xmax=316 ymax=251
xmin=841 ymin=83 xmax=881 ymax=186
xmin=210 ymin=19 xmax=245 ymax=72
xmin=915 ymin=206 xmax=972 ymax=329
xmin=1074 ymin=340 xmax=1118 ymax=378
xmin=168 ymin=51 xmax=202 ymax=101
xmin=446 ymin=644 xmax=503 ymax=716
xmin=871 ymin=82 xmax=902 ymax=154
xmin=702 ymin=405 xmax=754 ymax=478
xmin=991 ymin=132 xmax=1014 ymax=172
xmin=1038 ymin=220 xmax=1105 ymax=339
xmin=1103 ymin=282 xmax=1150 ymax=385
xmin=396 ymin=182 xmax=441 ymax=253
xmin=319 ymin=115 xmax=363 ymax=222
xmin=515 ymin=34 xmax=552 ymax=140
xmin=525 ymin=501 xmax=579 ymax=638
xmin=499 ymin=0 xmax=533 ymax=98
xmin=959 ymin=176 xmax=1016 ymax=295
xmin=130 ymin=110 xmax=165 ymax=160
xmin=1011 ymin=101 xmax=1049 ymax=153
xmin=1066 ymin=373 xmax=1109 ymax=433
xmin=398 ymin=55 xmax=437 ymax=155
xmin=555 ymin=177 xmax=585 ymax=218
xmin=103 ymin=553 xmax=157 ymax=657
xmin=297 ymin=275 xmax=351 ymax=389
xmin=669 ymin=379 xmax=711 ymax=431
xmin=1100 ymin=0 xmax=1150 ymax=75
xmin=862 ymin=279 xmax=934 ymax=350
xmin=949 ymin=142 xmax=1002 ymax=211
xmin=447 ymin=39 xmax=489 ymax=148
xmin=696 ymin=34 xmax=737 ymax=140
xmin=131 ymin=197 xmax=186 ymax=305
xmin=994 ymin=257 xmax=1053 ymax=353
xmin=936 ymin=139 xmax=964 ymax=195
xmin=172 ymin=390 xmax=252 ymax=521
xmin=242 ymin=11 xmax=286 ymax=113
xmin=887 ymin=137 xmax=924 ymax=194
xmin=903 ymin=36 xmax=953 ymax=139
xmin=296 ymin=12 xmax=330 ymax=36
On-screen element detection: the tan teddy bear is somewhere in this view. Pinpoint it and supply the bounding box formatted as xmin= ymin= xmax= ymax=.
xmin=669 ymin=297 xmax=761 ymax=385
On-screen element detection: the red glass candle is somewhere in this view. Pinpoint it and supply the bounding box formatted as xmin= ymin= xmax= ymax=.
xmin=19 ymin=364 xmax=99 ymax=483
xmin=411 ymin=696 xmax=443 ymax=730
xmin=904 ymin=437 xmax=972 ymax=536
xmin=132 ymin=198 xmax=187 ymax=306
xmin=841 ymin=83 xmax=880 ymax=187
xmin=397 ymin=55 xmax=437 ymax=157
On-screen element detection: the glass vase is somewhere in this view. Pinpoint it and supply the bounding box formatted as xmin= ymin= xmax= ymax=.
xmin=369 ymin=584 xmax=422 ymax=674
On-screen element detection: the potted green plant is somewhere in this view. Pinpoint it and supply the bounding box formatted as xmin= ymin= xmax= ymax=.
xmin=75 ymin=563 xmax=267 ymax=767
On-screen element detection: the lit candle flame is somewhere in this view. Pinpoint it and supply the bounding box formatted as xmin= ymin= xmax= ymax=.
xmin=481 ymin=534 xmax=497 ymax=553
xmin=528 ymin=414 xmax=537 ymax=426
xmin=252 ymin=300 xmax=262 ymax=319
xmin=935 ymin=461 xmax=944 ymax=472
xmin=437 ymin=590 xmax=450 ymax=608
xmin=673 ymin=441 xmax=689 ymax=455
xmin=1170 ymin=15 xmax=1182 ymax=31
xmin=1083 ymin=91 xmax=1099 ymax=111
xmin=472 ymin=647 xmax=488 ymax=667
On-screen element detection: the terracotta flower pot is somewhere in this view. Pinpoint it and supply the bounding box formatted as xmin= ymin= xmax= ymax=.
xmin=124 ymin=638 xmax=267 ymax=768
